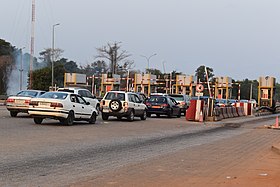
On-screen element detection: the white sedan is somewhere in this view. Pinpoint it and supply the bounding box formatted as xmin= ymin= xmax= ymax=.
xmin=6 ymin=90 xmax=46 ymax=117
xmin=28 ymin=92 xmax=98 ymax=125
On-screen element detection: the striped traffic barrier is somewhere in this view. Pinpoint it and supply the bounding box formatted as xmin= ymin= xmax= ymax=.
xmin=232 ymin=107 xmax=239 ymax=117
xmin=226 ymin=107 xmax=234 ymax=118
xmin=222 ymin=107 xmax=229 ymax=118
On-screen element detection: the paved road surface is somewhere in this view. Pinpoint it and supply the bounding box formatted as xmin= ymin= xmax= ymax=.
xmin=0 ymin=106 xmax=279 ymax=187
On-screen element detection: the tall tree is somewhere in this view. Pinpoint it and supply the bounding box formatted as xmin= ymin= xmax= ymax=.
xmin=95 ymin=42 xmax=133 ymax=74
xmin=0 ymin=39 xmax=15 ymax=94
xmin=39 ymin=48 xmax=64 ymax=66
xmin=195 ymin=65 xmax=214 ymax=83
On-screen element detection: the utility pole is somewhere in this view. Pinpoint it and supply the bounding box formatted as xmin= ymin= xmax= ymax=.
xmin=19 ymin=47 xmax=25 ymax=90
xmin=29 ymin=0 xmax=35 ymax=89
xmin=52 ymin=23 xmax=60 ymax=91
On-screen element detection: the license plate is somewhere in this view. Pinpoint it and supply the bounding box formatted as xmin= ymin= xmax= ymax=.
xmin=39 ymin=102 xmax=50 ymax=106
xmin=15 ymin=100 xmax=25 ymax=104
xmin=103 ymin=109 xmax=110 ymax=113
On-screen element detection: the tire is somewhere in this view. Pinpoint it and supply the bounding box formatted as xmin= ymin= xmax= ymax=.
xmin=88 ymin=112 xmax=96 ymax=124
xmin=117 ymin=116 xmax=122 ymax=120
xmin=109 ymin=99 xmax=122 ymax=112
xmin=127 ymin=110 xmax=134 ymax=122
xmin=10 ymin=111 xmax=18 ymax=117
xmin=34 ymin=117 xmax=43 ymax=124
xmin=96 ymin=104 xmax=100 ymax=114
xmin=156 ymin=114 xmax=161 ymax=117
xmin=177 ymin=112 xmax=181 ymax=118
xmin=167 ymin=110 xmax=172 ymax=118
xmin=147 ymin=113 xmax=151 ymax=117
xmin=141 ymin=110 xmax=147 ymax=120
xmin=102 ymin=113 xmax=109 ymax=120
xmin=63 ymin=111 xmax=74 ymax=126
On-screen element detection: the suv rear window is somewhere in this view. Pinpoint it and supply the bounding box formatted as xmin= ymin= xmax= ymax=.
xmin=148 ymin=96 xmax=167 ymax=103
xmin=105 ymin=92 xmax=125 ymax=101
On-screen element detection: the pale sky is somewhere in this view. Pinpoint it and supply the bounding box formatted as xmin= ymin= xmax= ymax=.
xmin=1 ymin=0 xmax=280 ymax=81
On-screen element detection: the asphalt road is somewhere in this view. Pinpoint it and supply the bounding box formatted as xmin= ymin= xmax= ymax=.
xmin=0 ymin=106 xmax=278 ymax=186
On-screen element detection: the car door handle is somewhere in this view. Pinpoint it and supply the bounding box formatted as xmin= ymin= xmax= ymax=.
xmin=82 ymin=106 xmax=84 ymax=109
xmin=73 ymin=105 xmax=75 ymax=107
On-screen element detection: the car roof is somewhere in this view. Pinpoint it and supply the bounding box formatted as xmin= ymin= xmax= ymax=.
xmin=58 ymin=87 xmax=87 ymax=91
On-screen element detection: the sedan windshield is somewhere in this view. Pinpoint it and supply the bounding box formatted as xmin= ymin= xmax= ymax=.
xmin=17 ymin=90 xmax=39 ymax=97
xmin=39 ymin=92 xmax=67 ymax=100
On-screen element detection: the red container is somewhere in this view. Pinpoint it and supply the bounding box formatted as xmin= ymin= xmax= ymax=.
xmin=186 ymin=100 xmax=197 ymax=121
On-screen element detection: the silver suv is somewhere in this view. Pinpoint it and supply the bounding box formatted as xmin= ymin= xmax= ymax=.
xmin=57 ymin=87 xmax=100 ymax=112
xmin=100 ymin=91 xmax=147 ymax=121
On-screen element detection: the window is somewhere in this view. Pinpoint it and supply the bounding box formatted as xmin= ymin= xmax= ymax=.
xmin=128 ymin=94 xmax=136 ymax=103
xmin=76 ymin=95 xmax=86 ymax=104
xmin=134 ymin=95 xmax=141 ymax=103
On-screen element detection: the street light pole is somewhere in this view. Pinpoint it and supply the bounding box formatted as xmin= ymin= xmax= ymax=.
xmin=19 ymin=47 xmax=25 ymax=90
xmin=52 ymin=23 xmax=60 ymax=91
xmin=140 ymin=53 xmax=157 ymax=73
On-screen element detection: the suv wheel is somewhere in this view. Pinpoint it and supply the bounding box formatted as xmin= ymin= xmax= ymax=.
xmin=109 ymin=99 xmax=122 ymax=112
xmin=127 ymin=110 xmax=134 ymax=122
xmin=96 ymin=104 xmax=100 ymax=114
xmin=102 ymin=113 xmax=109 ymax=120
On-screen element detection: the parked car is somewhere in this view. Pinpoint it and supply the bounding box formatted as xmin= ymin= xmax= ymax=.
xmin=168 ymin=94 xmax=190 ymax=115
xmin=150 ymin=93 xmax=169 ymax=97
xmin=6 ymin=90 xmax=46 ymax=117
xmin=28 ymin=91 xmax=98 ymax=125
xmin=214 ymin=99 xmax=231 ymax=107
xmin=100 ymin=91 xmax=147 ymax=121
xmin=145 ymin=95 xmax=181 ymax=118
xmin=57 ymin=87 xmax=100 ymax=112
xmin=228 ymin=99 xmax=237 ymax=106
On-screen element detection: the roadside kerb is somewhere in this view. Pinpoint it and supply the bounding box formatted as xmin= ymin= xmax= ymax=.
xmin=206 ymin=114 xmax=280 ymax=155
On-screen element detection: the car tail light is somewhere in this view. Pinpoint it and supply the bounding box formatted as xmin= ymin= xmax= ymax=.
xmin=161 ymin=103 xmax=169 ymax=108
xmin=123 ymin=102 xmax=128 ymax=108
xmin=50 ymin=103 xmax=63 ymax=108
xmin=6 ymin=98 xmax=15 ymax=103
xmin=25 ymin=100 xmax=30 ymax=104
xmin=101 ymin=100 xmax=105 ymax=107
xmin=29 ymin=101 xmax=39 ymax=106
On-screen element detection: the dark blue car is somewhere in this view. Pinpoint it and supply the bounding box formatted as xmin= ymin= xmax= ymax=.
xmin=145 ymin=96 xmax=181 ymax=118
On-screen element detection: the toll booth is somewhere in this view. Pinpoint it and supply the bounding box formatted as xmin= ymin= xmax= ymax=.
xmin=64 ymin=73 xmax=87 ymax=88
xmin=175 ymin=75 xmax=196 ymax=96
xmin=258 ymin=76 xmax=276 ymax=107
xmin=100 ymin=73 xmax=120 ymax=95
xmin=133 ymin=73 xmax=157 ymax=96
xmin=214 ymin=76 xmax=233 ymax=99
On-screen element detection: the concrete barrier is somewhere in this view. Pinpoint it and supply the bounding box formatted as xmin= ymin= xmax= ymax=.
xmin=222 ymin=107 xmax=229 ymax=118
xmin=226 ymin=107 xmax=234 ymax=118
xmin=232 ymin=107 xmax=239 ymax=117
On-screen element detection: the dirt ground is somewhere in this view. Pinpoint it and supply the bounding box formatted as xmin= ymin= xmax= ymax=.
xmin=71 ymin=129 xmax=280 ymax=187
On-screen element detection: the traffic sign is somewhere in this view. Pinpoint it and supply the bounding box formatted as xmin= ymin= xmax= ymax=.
xmin=196 ymin=84 xmax=204 ymax=92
